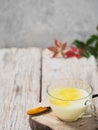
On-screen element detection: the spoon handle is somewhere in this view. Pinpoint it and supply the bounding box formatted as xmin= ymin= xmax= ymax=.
xmin=92 ymin=94 xmax=98 ymax=98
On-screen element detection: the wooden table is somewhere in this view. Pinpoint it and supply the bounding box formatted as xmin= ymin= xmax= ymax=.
xmin=0 ymin=48 xmax=98 ymax=130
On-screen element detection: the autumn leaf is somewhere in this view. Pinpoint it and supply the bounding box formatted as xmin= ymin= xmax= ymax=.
xmin=48 ymin=26 xmax=98 ymax=59
xmin=48 ymin=40 xmax=67 ymax=58
xmin=65 ymin=46 xmax=83 ymax=59
xmin=48 ymin=46 xmax=58 ymax=53
xmin=55 ymin=40 xmax=62 ymax=47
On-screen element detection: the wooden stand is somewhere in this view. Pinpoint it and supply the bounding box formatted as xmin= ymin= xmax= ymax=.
xmin=29 ymin=110 xmax=98 ymax=130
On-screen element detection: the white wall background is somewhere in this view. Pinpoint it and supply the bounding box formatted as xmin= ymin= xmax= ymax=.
xmin=0 ymin=0 xmax=98 ymax=48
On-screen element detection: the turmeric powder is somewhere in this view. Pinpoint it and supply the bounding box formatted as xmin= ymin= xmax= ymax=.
xmin=27 ymin=106 xmax=51 ymax=115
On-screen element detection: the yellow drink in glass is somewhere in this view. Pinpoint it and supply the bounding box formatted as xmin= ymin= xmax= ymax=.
xmin=47 ymin=79 xmax=93 ymax=121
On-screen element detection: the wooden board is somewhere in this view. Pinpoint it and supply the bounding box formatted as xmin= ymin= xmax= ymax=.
xmin=0 ymin=48 xmax=42 ymax=130
xmin=29 ymin=110 xmax=98 ymax=130
xmin=31 ymin=49 xmax=98 ymax=130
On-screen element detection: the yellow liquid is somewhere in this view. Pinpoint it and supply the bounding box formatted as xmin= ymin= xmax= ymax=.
xmin=49 ymin=87 xmax=89 ymax=121
xmin=50 ymin=87 xmax=88 ymax=106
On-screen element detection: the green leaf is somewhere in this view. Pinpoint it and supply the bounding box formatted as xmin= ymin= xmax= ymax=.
xmin=97 ymin=26 xmax=98 ymax=31
xmin=71 ymin=26 xmax=98 ymax=59
xmin=87 ymin=47 xmax=97 ymax=58
xmin=82 ymin=50 xmax=90 ymax=58
xmin=95 ymin=41 xmax=98 ymax=50
xmin=86 ymin=37 xmax=96 ymax=46
xmin=72 ymin=40 xmax=85 ymax=49
xmin=91 ymin=35 xmax=98 ymax=40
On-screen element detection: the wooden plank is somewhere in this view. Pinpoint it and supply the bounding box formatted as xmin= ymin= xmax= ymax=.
xmin=29 ymin=49 xmax=98 ymax=130
xmin=41 ymin=49 xmax=98 ymax=104
xmin=29 ymin=110 xmax=98 ymax=130
xmin=0 ymin=48 xmax=42 ymax=130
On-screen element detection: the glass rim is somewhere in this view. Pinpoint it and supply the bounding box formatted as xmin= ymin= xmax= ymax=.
xmin=47 ymin=82 xmax=93 ymax=101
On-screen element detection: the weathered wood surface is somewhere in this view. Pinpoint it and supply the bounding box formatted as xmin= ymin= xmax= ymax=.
xmin=29 ymin=49 xmax=98 ymax=130
xmin=1 ymin=48 xmax=98 ymax=130
xmin=0 ymin=48 xmax=42 ymax=130
xmin=29 ymin=110 xmax=98 ymax=130
xmin=42 ymin=49 xmax=98 ymax=104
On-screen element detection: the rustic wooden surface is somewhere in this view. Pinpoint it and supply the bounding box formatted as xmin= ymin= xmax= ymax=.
xmin=30 ymin=49 xmax=98 ymax=130
xmin=0 ymin=48 xmax=98 ymax=130
xmin=0 ymin=48 xmax=42 ymax=130
xmin=42 ymin=49 xmax=98 ymax=104
xmin=29 ymin=110 xmax=98 ymax=130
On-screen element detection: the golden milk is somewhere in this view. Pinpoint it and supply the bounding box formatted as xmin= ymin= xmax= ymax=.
xmin=49 ymin=87 xmax=89 ymax=121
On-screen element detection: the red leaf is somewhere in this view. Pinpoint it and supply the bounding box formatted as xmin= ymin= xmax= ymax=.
xmin=71 ymin=46 xmax=83 ymax=54
xmin=55 ymin=40 xmax=62 ymax=47
xmin=78 ymin=48 xmax=83 ymax=54
xmin=65 ymin=51 xmax=76 ymax=58
xmin=48 ymin=46 xmax=58 ymax=53
xmin=70 ymin=46 xmax=78 ymax=52
xmin=65 ymin=51 xmax=82 ymax=58
xmin=75 ymin=54 xmax=82 ymax=59
xmin=48 ymin=40 xmax=68 ymax=58
xmin=52 ymin=52 xmax=59 ymax=58
xmin=62 ymin=43 xmax=67 ymax=50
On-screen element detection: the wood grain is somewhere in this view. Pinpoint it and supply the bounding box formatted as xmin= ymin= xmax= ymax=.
xmin=29 ymin=49 xmax=98 ymax=130
xmin=41 ymin=49 xmax=98 ymax=104
xmin=0 ymin=48 xmax=42 ymax=130
xmin=1 ymin=48 xmax=98 ymax=130
xmin=30 ymin=111 xmax=98 ymax=130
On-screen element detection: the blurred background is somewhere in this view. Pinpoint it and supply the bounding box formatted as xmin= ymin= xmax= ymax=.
xmin=0 ymin=0 xmax=98 ymax=48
